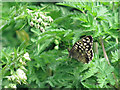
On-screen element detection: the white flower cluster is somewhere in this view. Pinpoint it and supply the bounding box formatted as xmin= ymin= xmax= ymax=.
xmin=5 ymin=69 xmax=27 ymax=88
xmin=6 ymin=69 xmax=27 ymax=83
xmin=5 ymin=52 xmax=31 ymax=87
xmin=27 ymin=9 xmax=53 ymax=32
xmin=16 ymin=69 xmax=27 ymax=81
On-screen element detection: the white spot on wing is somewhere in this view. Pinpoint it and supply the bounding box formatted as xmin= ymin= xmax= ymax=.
xmin=84 ymin=43 xmax=87 ymax=45
xmin=82 ymin=39 xmax=86 ymax=41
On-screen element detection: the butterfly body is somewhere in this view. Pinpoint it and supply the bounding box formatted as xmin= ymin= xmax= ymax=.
xmin=68 ymin=36 xmax=93 ymax=63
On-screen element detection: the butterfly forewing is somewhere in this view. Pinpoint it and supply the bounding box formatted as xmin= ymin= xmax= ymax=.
xmin=68 ymin=36 xmax=93 ymax=63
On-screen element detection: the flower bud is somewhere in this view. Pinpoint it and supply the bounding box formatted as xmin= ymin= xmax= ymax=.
xmin=23 ymin=52 xmax=31 ymax=61
xmin=36 ymin=24 xmax=40 ymax=29
xmin=54 ymin=45 xmax=59 ymax=50
xmin=30 ymin=21 xmax=34 ymax=27
xmin=38 ymin=18 xmax=42 ymax=23
xmin=40 ymin=27 xmax=45 ymax=32
xmin=54 ymin=39 xmax=59 ymax=45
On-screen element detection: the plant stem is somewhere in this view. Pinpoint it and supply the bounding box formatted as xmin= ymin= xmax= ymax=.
xmin=100 ymin=37 xmax=110 ymax=65
xmin=100 ymin=37 xmax=118 ymax=88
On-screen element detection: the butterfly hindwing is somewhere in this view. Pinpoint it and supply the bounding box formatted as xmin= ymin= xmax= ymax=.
xmin=68 ymin=36 xmax=93 ymax=63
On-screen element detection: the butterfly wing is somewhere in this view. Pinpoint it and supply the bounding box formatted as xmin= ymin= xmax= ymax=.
xmin=68 ymin=36 xmax=93 ymax=63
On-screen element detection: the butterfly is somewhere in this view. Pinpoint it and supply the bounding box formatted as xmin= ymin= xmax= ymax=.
xmin=68 ymin=36 xmax=93 ymax=63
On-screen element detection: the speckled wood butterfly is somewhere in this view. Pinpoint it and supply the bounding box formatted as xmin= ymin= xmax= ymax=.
xmin=68 ymin=36 xmax=93 ymax=63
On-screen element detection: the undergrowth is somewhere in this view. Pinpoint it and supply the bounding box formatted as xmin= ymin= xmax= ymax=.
xmin=1 ymin=1 xmax=119 ymax=89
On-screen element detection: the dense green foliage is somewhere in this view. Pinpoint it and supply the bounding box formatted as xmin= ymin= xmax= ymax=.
xmin=1 ymin=1 xmax=119 ymax=89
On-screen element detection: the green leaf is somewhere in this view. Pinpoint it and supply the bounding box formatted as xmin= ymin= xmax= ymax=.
xmin=81 ymin=67 xmax=98 ymax=81
xmin=81 ymin=82 xmax=100 ymax=88
xmin=111 ymin=49 xmax=119 ymax=63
